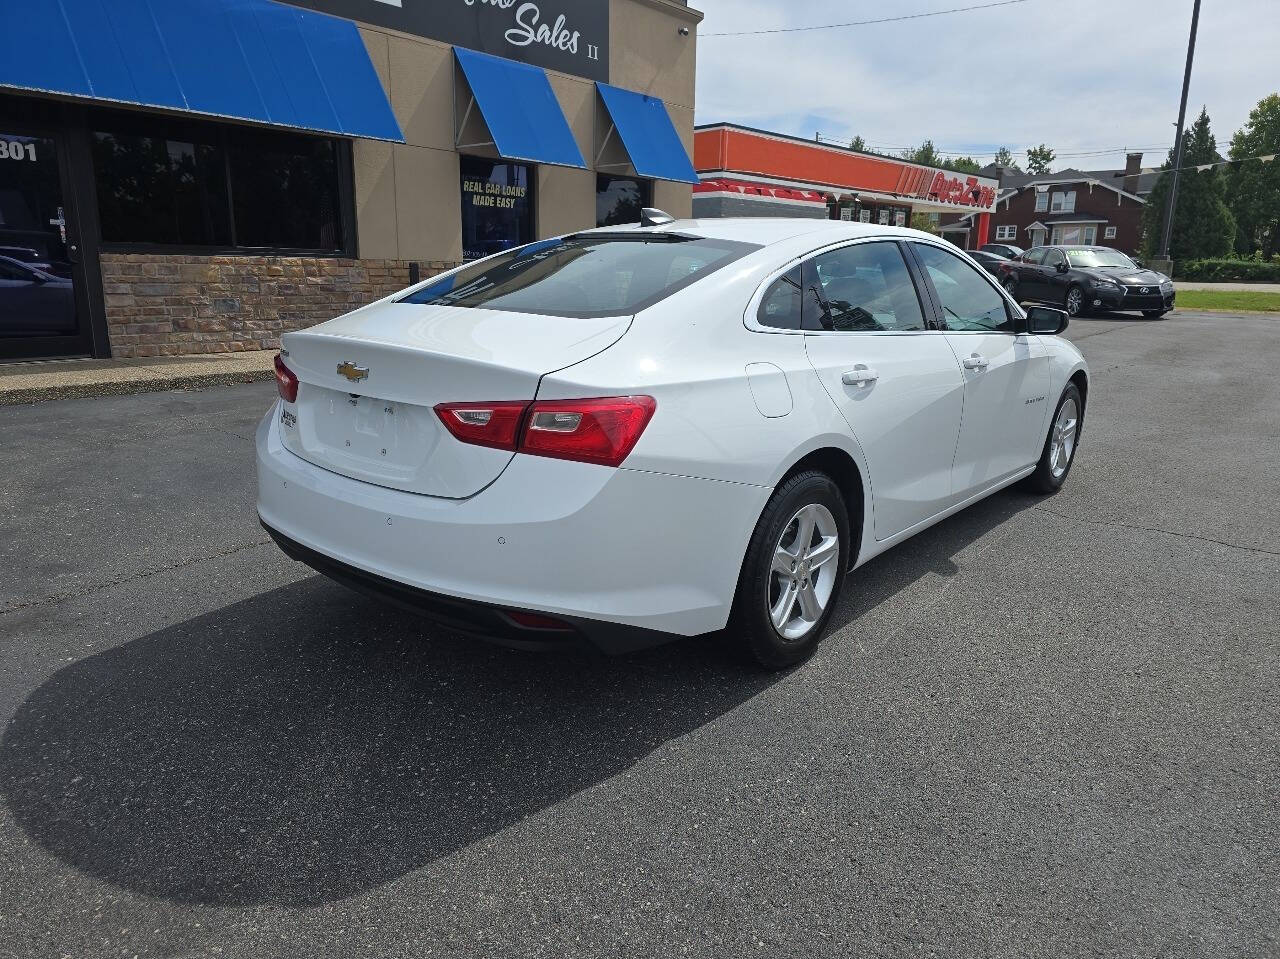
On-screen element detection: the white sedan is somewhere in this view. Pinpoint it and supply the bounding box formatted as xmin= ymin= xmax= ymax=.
xmin=257 ymin=216 xmax=1087 ymax=668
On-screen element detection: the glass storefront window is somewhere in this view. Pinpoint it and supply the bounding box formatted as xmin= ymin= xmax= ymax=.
xmin=91 ymin=111 xmax=346 ymax=252
xmin=228 ymin=131 xmax=340 ymax=250
xmin=460 ymin=156 xmax=533 ymax=261
xmin=93 ymin=130 xmax=232 ymax=246
xmin=0 ymin=131 xmax=77 ymax=338
xmin=595 ymin=174 xmax=651 ymax=227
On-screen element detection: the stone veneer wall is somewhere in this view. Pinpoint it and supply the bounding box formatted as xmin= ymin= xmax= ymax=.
xmin=99 ymin=254 xmax=459 ymax=358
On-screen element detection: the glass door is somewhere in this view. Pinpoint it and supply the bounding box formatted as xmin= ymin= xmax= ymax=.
xmin=0 ymin=125 xmax=95 ymax=359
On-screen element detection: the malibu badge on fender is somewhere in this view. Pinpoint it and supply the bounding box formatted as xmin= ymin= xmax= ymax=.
xmin=337 ymin=361 xmax=369 ymax=383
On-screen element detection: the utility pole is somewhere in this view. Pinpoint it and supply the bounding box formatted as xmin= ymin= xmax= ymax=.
xmin=1159 ymin=0 xmax=1202 ymax=260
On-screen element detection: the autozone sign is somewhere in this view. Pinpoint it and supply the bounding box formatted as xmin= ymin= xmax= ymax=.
xmin=890 ymin=166 xmax=997 ymax=210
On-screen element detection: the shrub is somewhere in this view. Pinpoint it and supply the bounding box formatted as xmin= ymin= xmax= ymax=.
xmin=1173 ymin=258 xmax=1280 ymax=282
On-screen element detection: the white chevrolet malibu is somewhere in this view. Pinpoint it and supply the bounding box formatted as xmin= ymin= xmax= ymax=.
xmin=257 ymin=217 xmax=1088 ymax=668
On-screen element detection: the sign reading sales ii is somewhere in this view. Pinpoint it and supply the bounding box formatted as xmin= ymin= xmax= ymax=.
xmin=282 ymin=0 xmax=610 ymax=82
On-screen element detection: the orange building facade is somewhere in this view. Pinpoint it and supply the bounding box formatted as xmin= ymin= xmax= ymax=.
xmin=693 ymin=124 xmax=998 ymax=246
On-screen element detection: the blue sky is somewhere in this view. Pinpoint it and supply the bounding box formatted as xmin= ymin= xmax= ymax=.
xmin=693 ymin=0 xmax=1279 ymax=173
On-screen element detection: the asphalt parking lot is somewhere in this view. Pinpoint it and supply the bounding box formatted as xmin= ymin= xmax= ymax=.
xmin=2 ymin=310 xmax=1277 ymax=959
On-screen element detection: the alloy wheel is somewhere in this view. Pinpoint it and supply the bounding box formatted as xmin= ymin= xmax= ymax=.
xmin=1048 ymin=396 xmax=1079 ymax=478
xmin=768 ymin=503 xmax=840 ymax=641
xmin=1065 ymin=287 xmax=1083 ymax=316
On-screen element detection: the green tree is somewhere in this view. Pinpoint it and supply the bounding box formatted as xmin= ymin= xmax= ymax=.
xmin=1025 ymin=144 xmax=1055 ymax=175
xmin=849 ymin=135 xmax=867 ymax=152
xmin=1142 ymin=108 xmax=1236 ymax=259
xmin=993 ymin=147 xmax=1022 ymax=173
xmin=948 ymin=155 xmax=982 ymax=173
xmin=901 ymin=139 xmax=941 ymax=167
xmin=1225 ymin=93 xmax=1280 ymax=258
xmin=910 ymin=211 xmax=939 ymax=234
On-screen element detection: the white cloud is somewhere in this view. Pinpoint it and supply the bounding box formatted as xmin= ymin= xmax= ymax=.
xmin=693 ymin=0 xmax=1280 ymax=171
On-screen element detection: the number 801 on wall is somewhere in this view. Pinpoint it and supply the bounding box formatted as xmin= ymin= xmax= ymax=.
xmin=0 ymin=140 xmax=37 ymax=161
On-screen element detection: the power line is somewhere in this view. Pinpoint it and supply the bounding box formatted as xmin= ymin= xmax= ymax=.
xmin=815 ymin=134 xmax=1173 ymax=160
xmin=702 ymin=0 xmax=1035 ymax=37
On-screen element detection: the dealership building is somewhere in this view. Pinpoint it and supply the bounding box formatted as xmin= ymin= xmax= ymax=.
xmin=692 ymin=123 xmax=999 ymax=235
xmin=0 ymin=0 xmax=700 ymax=361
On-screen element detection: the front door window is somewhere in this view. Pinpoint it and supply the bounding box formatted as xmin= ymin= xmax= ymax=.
xmin=0 ymin=132 xmax=78 ymax=342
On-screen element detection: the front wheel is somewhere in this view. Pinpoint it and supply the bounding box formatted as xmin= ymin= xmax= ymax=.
xmin=1064 ymin=284 xmax=1085 ymax=317
xmin=1026 ymin=384 xmax=1083 ymax=494
xmin=730 ymin=471 xmax=850 ymax=670
xmin=1003 ymin=277 xmax=1019 ymax=300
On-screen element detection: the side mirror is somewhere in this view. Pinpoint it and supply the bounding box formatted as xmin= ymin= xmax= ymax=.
xmin=1132 ymin=258 xmax=1144 ymax=268
xmin=1026 ymin=306 xmax=1069 ymax=335
xmin=1055 ymin=261 xmax=1069 ymax=274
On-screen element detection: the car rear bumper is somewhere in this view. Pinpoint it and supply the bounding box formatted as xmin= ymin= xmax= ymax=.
xmin=255 ymin=404 xmax=769 ymax=652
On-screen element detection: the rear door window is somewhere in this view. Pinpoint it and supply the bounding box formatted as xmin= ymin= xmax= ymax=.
xmin=801 ymin=242 xmax=926 ymax=332
xmin=757 ymin=266 xmax=803 ymax=330
xmin=401 ymin=234 xmax=759 ymax=318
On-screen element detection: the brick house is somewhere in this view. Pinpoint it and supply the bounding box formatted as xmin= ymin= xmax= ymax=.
xmin=939 ymin=153 xmax=1155 ymax=254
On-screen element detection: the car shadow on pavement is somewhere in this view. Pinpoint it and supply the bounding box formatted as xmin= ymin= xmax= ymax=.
xmin=824 ymin=488 xmax=1030 ymax=636
xmin=0 ymin=489 xmax=1034 ymax=909
xmin=0 ymin=577 xmax=776 ymax=908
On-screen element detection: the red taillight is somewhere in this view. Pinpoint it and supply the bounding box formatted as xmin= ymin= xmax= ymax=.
xmin=520 ymin=395 xmax=657 ymax=467
xmin=433 ymin=395 xmax=656 ymax=467
xmin=274 ymin=354 xmax=298 ymax=404
xmin=434 ymin=400 xmax=529 ymax=451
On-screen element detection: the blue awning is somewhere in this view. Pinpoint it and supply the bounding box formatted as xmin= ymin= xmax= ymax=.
xmin=0 ymin=0 xmax=404 ymax=142
xmin=595 ymin=84 xmax=698 ymax=184
xmin=453 ymin=48 xmax=585 ymax=169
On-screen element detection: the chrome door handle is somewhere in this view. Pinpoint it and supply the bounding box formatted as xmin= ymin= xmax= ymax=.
xmin=841 ymin=366 xmax=879 ymax=387
xmin=962 ymin=354 xmax=988 ymax=371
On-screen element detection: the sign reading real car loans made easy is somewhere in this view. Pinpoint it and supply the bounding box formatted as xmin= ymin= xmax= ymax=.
xmin=282 ymin=0 xmax=609 ymax=82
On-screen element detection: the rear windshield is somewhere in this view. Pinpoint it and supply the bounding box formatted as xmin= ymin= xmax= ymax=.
xmin=399 ymin=234 xmax=760 ymax=318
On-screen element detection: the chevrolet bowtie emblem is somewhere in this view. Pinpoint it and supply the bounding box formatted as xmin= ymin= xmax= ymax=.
xmin=337 ymin=361 xmax=369 ymax=383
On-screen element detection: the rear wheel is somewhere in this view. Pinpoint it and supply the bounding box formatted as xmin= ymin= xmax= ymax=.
xmin=730 ymin=471 xmax=849 ymax=670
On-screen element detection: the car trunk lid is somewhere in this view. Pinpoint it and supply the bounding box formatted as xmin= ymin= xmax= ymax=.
xmin=277 ymin=301 xmax=631 ymax=498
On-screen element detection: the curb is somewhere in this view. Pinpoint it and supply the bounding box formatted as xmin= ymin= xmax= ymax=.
xmin=0 ymin=368 xmax=275 ymax=407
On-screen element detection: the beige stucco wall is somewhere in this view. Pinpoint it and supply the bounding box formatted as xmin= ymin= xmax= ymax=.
xmin=609 ymin=0 xmax=698 ymax=110
xmin=351 ymin=0 xmax=700 ymax=263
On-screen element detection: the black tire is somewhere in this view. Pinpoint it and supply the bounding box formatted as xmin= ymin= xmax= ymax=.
xmin=1064 ymin=284 xmax=1086 ymax=318
xmin=1003 ymin=277 xmax=1019 ymax=301
xmin=1142 ymin=309 xmax=1168 ymax=318
xmin=1026 ymin=383 xmax=1084 ymax=494
xmin=730 ymin=470 xmax=851 ymax=670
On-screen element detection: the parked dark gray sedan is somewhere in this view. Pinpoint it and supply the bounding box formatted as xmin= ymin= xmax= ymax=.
xmin=997 ymin=245 xmax=1175 ymax=318
xmin=967 ymin=249 xmax=1010 ymax=278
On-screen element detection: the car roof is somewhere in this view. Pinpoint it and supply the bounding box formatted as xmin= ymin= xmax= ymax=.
xmin=578 ymin=217 xmax=941 ymax=248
